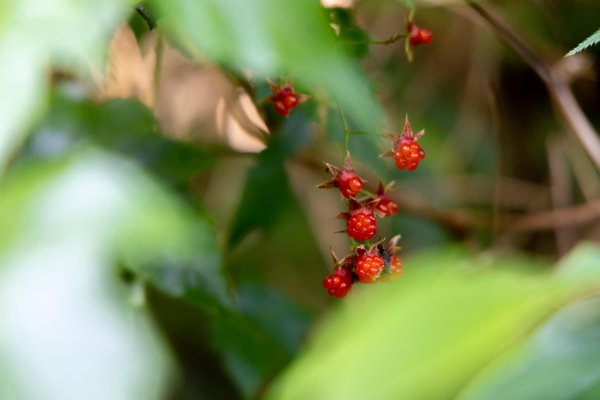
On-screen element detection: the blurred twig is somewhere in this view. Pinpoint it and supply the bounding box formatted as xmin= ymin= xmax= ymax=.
xmin=546 ymin=137 xmax=576 ymax=254
xmin=466 ymin=0 xmax=600 ymax=170
xmin=506 ymin=199 xmax=600 ymax=232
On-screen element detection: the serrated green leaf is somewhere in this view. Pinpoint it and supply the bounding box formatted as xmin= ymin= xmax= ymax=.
xmin=566 ymin=27 xmax=600 ymax=56
xmin=0 ymin=0 xmax=132 ymax=169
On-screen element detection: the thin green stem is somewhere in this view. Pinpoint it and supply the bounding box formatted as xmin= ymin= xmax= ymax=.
xmin=349 ymin=130 xmax=387 ymax=138
xmin=336 ymin=97 xmax=351 ymax=159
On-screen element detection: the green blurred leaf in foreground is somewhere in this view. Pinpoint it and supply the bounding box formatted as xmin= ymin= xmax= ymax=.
xmin=0 ymin=0 xmax=131 ymax=168
xmin=268 ymin=245 xmax=600 ymax=400
xmin=151 ymin=0 xmax=383 ymax=131
xmin=0 ymin=149 xmax=230 ymax=399
xmin=457 ymin=244 xmax=600 ymax=400
xmin=25 ymin=89 xmax=219 ymax=187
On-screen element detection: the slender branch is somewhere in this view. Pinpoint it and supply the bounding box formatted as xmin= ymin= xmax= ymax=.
xmin=466 ymin=0 xmax=600 ymax=169
xmin=344 ymin=33 xmax=406 ymax=46
xmin=506 ymin=199 xmax=600 ymax=231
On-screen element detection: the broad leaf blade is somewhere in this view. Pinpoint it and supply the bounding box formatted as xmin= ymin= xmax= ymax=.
xmin=267 ymin=245 xmax=600 ymax=400
xmin=458 ymin=297 xmax=600 ymax=400
xmin=151 ymin=0 xmax=383 ymax=131
xmin=0 ymin=0 xmax=131 ymax=168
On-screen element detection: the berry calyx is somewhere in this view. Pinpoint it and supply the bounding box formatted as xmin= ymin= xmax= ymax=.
xmin=355 ymin=251 xmax=385 ymax=283
xmin=323 ymin=267 xmax=352 ymax=298
xmin=370 ymin=182 xmax=398 ymax=218
xmin=346 ymin=207 xmax=377 ymax=242
xmin=407 ymin=21 xmax=433 ymax=46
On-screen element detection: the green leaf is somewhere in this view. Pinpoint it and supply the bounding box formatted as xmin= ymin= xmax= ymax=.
xmin=0 ymin=0 xmax=132 ymax=169
xmin=327 ymin=8 xmax=370 ymax=59
xmin=0 ymin=150 xmax=191 ymax=400
xmin=24 ymin=88 xmax=218 ymax=187
xmin=212 ymin=284 xmax=311 ymax=398
xmin=458 ymin=297 xmax=600 ymax=400
xmin=227 ymin=114 xmax=309 ymax=247
xmin=566 ymin=28 xmax=600 ymax=56
xmin=267 ymin=245 xmax=600 ymax=400
xmin=151 ymin=0 xmax=383 ymax=131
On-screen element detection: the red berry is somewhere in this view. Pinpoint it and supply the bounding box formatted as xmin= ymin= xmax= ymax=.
xmin=280 ymin=87 xmax=299 ymax=109
xmin=273 ymin=100 xmax=289 ymax=116
xmin=389 ymin=255 xmax=403 ymax=277
xmin=336 ymin=169 xmax=363 ymax=198
xmin=270 ymin=84 xmax=304 ymax=116
xmin=355 ymin=252 xmax=385 ymax=283
xmin=346 ymin=208 xmax=377 ymax=242
xmin=323 ymin=267 xmax=352 ymax=298
xmin=407 ymin=22 xmax=433 ymax=46
xmin=375 ymin=195 xmax=398 ymax=217
xmin=393 ymin=139 xmax=425 ymax=170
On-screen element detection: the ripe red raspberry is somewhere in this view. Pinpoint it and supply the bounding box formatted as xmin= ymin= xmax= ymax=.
xmin=337 ymin=169 xmax=363 ymax=198
xmin=393 ymin=139 xmax=425 ymax=171
xmin=323 ymin=267 xmax=352 ymax=298
xmin=407 ymin=22 xmax=433 ymax=46
xmin=381 ymin=116 xmax=425 ymax=171
xmin=355 ymin=252 xmax=385 ymax=283
xmin=346 ymin=207 xmax=377 ymax=242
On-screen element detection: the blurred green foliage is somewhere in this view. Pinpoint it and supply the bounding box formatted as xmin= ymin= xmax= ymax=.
xmin=1 ymin=0 xmax=600 ymax=399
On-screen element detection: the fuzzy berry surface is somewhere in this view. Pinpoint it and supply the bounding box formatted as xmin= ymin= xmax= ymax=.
xmin=323 ymin=267 xmax=352 ymax=298
xmin=356 ymin=252 xmax=385 ymax=283
xmin=393 ymin=139 xmax=425 ymax=171
xmin=346 ymin=208 xmax=377 ymax=242
xmin=337 ymin=169 xmax=363 ymax=198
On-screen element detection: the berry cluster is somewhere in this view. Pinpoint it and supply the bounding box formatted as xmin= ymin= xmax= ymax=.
xmin=319 ymin=116 xmax=427 ymax=298
xmin=323 ymin=237 xmax=403 ymax=298
xmin=268 ymin=81 xmax=308 ymax=117
xmin=319 ymin=152 xmax=407 ymax=297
